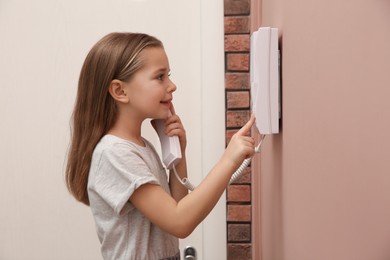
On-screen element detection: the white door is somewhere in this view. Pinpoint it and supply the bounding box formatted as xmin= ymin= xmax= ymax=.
xmin=0 ymin=0 xmax=225 ymax=259
xmin=142 ymin=1 xmax=226 ymax=259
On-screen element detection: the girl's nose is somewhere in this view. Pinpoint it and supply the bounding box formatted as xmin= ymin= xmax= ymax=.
xmin=167 ymin=79 xmax=177 ymax=93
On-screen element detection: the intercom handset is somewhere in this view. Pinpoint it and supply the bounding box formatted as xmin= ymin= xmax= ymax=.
xmin=154 ymin=112 xmax=195 ymax=190
xmin=154 ymin=116 xmax=182 ymax=170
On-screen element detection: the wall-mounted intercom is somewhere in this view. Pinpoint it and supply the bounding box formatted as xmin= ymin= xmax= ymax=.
xmin=250 ymin=27 xmax=280 ymax=134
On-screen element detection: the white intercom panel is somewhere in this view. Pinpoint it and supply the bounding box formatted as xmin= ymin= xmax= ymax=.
xmin=250 ymin=27 xmax=280 ymax=134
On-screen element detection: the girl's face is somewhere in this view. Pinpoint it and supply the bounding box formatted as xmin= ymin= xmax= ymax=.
xmin=123 ymin=47 xmax=177 ymax=120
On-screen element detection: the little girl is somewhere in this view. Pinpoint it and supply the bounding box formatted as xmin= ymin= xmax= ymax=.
xmin=66 ymin=32 xmax=255 ymax=259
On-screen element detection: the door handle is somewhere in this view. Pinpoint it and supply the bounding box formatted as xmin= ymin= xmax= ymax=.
xmin=184 ymin=246 xmax=196 ymax=260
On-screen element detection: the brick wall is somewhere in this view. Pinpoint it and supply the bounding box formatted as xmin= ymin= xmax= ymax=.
xmin=224 ymin=0 xmax=252 ymax=259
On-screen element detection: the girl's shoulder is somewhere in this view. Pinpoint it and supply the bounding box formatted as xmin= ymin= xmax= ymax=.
xmin=99 ymin=134 xmax=144 ymax=147
xmin=95 ymin=135 xmax=155 ymax=155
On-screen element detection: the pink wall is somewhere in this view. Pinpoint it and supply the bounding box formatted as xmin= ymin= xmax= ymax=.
xmin=252 ymin=0 xmax=390 ymax=259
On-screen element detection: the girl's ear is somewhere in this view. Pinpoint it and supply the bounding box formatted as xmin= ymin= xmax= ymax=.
xmin=108 ymin=79 xmax=129 ymax=103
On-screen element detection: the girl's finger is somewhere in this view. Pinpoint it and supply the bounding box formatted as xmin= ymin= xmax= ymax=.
xmin=166 ymin=123 xmax=184 ymax=135
xmin=165 ymin=114 xmax=182 ymax=126
xmin=236 ymin=114 xmax=255 ymax=136
xmin=169 ymin=102 xmax=176 ymax=116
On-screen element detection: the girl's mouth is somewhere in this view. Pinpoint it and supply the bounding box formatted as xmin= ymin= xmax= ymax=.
xmin=160 ymin=100 xmax=172 ymax=107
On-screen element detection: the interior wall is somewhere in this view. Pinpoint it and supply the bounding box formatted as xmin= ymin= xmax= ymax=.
xmin=257 ymin=0 xmax=390 ymax=259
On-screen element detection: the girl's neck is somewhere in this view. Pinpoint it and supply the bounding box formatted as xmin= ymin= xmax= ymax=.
xmin=108 ymin=129 xmax=145 ymax=147
xmin=108 ymin=118 xmax=145 ymax=147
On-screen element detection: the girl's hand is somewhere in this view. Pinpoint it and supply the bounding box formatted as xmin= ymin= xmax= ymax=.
xmin=222 ymin=115 xmax=256 ymax=169
xmin=164 ymin=105 xmax=187 ymax=152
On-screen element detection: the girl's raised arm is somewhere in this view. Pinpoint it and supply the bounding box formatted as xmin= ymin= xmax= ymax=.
xmin=130 ymin=115 xmax=255 ymax=238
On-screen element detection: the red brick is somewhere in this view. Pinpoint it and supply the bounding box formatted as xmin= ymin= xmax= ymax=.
xmin=228 ymin=224 xmax=251 ymax=242
xmin=227 ymin=185 xmax=251 ymax=202
xmin=224 ymin=0 xmax=250 ymax=15
xmin=227 ymin=205 xmax=251 ymax=222
xmin=227 ymin=243 xmax=252 ymax=260
xmin=227 ymin=91 xmax=250 ymax=109
xmin=224 ymin=16 xmax=250 ymax=34
xmin=226 ymin=110 xmax=250 ymax=128
xmin=225 ymin=73 xmax=250 ymax=89
xmin=231 ymin=166 xmax=251 ymax=184
xmin=225 ymin=34 xmax=250 ymax=52
xmin=226 ymin=53 xmax=249 ymax=71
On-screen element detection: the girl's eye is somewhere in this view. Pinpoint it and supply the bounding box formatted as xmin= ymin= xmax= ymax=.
xmin=157 ymin=73 xmax=171 ymax=81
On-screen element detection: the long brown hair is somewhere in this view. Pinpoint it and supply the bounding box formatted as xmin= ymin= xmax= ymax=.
xmin=66 ymin=32 xmax=163 ymax=205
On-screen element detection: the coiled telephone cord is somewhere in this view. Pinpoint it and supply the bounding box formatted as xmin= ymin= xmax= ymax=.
xmin=173 ymin=135 xmax=266 ymax=191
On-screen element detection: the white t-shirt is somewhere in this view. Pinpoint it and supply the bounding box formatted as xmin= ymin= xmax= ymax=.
xmin=88 ymin=135 xmax=179 ymax=260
